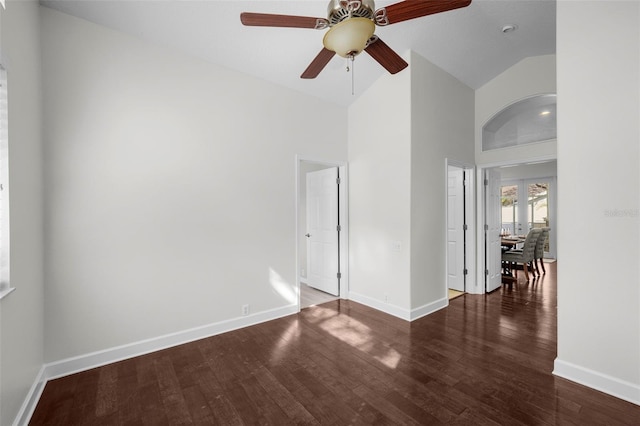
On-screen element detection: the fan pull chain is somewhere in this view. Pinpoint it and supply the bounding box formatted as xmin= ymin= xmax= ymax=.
xmin=351 ymin=56 xmax=355 ymax=95
xmin=345 ymin=55 xmax=355 ymax=95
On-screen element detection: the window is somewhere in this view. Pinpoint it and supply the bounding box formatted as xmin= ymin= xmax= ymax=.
xmin=0 ymin=64 xmax=11 ymax=299
xmin=483 ymin=94 xmax=557 ymax=151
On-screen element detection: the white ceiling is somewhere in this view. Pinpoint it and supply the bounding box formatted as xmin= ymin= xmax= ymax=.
xmin=39 ymin=0 xmax=556 ymax=106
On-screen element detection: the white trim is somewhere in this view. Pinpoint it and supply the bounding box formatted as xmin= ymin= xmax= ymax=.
xmin=348 ymin=291 xmax=449 ymax=322
xmin=476 ymin=167 xmax=486 ymax=294
xmin=464 ymin=166 xmax=478 ymax=292
xmin=0 ymin=63 xmax=9 ymax=292
xmin=16 ymin=304 xmax=296 ymax=424
xmin=338 ymin=164 xmax=349 ymax=299
xmin=42 ymin=303 xmax=297 ymax=381
xmin=12 ymin=367 xmax=46 ymax=426
xmin=409 ymin=297 xmax=449 ymax=321
xmin=0 ymin=285 xmax=14 ymax=300
xmin=476 ymin=153 xmax=557 ymax=169
xmin=348 ymin=291 xmax=411 ymax=320
xmin=553 ymin=358 xmax=640 ymax=406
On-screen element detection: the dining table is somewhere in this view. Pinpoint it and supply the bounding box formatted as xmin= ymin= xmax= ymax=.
xmin=501 ymin=236 xmax=526 ymax=286
xmin=501 ymin=236 xmax=525 ymax=249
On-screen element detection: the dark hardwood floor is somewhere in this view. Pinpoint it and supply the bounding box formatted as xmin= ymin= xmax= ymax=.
xmin=30 ymin=263 xmax=640 ymax=425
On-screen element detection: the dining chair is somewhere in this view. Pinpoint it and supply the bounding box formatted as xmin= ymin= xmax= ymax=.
xmin=502 ymin=228 xmax=542 ymax=281
xmin=534 ymin=227 xmax=550 ymax=274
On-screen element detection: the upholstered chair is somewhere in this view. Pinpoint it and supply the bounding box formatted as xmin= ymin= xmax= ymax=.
xmin=502 ymin=228 xmax=542 ymax=281
xmin=534 ymin=227 xmax=550 ymax=274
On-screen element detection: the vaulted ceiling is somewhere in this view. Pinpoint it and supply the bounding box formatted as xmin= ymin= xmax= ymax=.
xmin=40 ymin=1 xmax=556 ymax=106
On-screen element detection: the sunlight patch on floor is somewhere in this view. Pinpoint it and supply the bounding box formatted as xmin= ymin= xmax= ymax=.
xmin=312 ymin=306 xmax=402 ymax=369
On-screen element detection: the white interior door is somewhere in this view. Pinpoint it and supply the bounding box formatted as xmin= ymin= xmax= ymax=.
xmin=447 ymin=166 xmax=465 ymax=292
xmin=306 ymin=168 xmax=339 ymax=296
xmin=485 ymin=169 xmax=502 ymax=292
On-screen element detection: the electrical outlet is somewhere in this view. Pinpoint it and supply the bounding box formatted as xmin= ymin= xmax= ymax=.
xmin=391 ymin=240 xmax=402 ymax=252
xmin=301 ymin=268 xmax=306 ymax=277
xmin=242 ymin=304 xmax=250 ymax=316
xmin=384 ymin=293 xmax=389 ymax=303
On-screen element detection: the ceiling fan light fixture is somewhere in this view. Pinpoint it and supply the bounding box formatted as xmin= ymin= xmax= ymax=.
xmin=322 ymin=17 xmax=375 ymax=58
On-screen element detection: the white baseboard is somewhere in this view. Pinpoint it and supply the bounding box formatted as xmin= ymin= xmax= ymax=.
xmin=16 ymin=304 xmax=298 ymax=425
xmin=348 ymin=291 xmax=411 ymax=320
xmin=553 ymin=358 xmax=640 ymax=406
xmin=348 ymin=292 xmax=448 ymax=322
xmin=12 ymin=366 xmax=46 ymax=426
xmin=410 ymin=297 xmax=448 ymax=321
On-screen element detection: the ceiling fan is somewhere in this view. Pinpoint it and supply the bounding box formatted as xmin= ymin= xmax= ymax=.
xmin=240 ymin=0 xmax=472 ymax=79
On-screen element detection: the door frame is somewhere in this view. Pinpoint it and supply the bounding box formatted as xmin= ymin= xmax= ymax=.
xmin=445 ymin=159 xmax=476 ymax=295
xmin=295 ymin=155 xmax=349 ymax=311
xmin=476 ymin=155 xmax=557 ymax=294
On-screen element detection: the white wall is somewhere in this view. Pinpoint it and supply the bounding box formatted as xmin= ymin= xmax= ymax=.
xmin=41 ymin=8 xmax=347 ymax=363
xmin=474 ymin=54 xmax=557 ymax=295
xmin=348 ymin=51 xmax=473 ymax=319
xmin=476 ymin=55 xmax=557 ymax=166
xmin=0 ymin=1 xmax=45 ymax=425
xmin=555 ymin=1 xmax=640 ymax=405
xmin=348 ymin=61 xmax=412 ymax=317
xmin=9 ymin=3 xmax=638 ymax=420
xmin=410 ymin=52 xmax=474 ymax=307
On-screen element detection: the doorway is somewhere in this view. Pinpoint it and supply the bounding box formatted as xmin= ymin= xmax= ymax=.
xmin=479 ymin=160 xmax=557 ymax=294
xmin=296 ymin=157 xmax=348 ymax=309
xmin=446 ymin=160 xmax=475 ymax=296
xmin=501 ymin=178 xmax=555 ymax=258
xmin=306 ymin=167 xmax=339 ymax=296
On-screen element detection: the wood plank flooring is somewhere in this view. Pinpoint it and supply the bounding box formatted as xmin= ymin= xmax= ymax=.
xmin=30 ymin=263 xmax=640 ymax=425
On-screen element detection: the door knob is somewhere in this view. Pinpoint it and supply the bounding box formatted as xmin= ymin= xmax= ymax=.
xmin=305 ymin=233 xmax=311 ymax=238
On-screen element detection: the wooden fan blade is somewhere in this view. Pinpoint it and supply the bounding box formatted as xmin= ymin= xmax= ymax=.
xmin=364 ymin=38 xmax=408 ymax=75
xmin=240 ymin=12 xmax=328 ymax=29
xmin=301 ymin=48 xmax=336 ymax=79
xmin=375 ymin=0 xmax=471 ymax=26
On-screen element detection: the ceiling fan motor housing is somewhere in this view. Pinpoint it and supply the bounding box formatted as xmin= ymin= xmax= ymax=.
xmin=327 ymin=0 xmax=376 ymax=26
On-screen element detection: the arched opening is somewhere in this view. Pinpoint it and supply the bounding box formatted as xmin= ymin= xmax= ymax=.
xmin=482 ymin=94 xmax=557 ymax=151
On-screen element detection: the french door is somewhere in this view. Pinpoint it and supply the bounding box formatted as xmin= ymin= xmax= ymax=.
xmin=500 ymin=178 xmax=555 ymax=257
